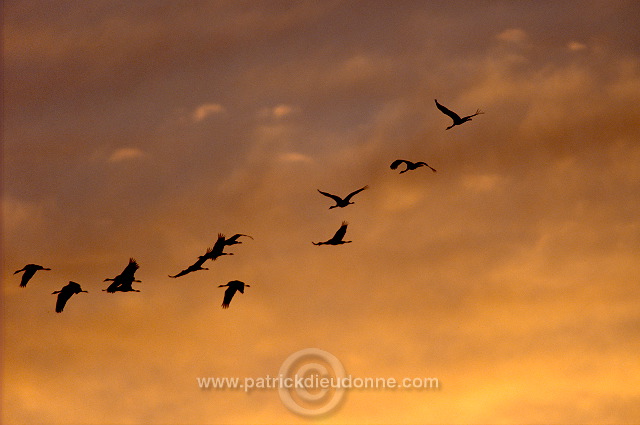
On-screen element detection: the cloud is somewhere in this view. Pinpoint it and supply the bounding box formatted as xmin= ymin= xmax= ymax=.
xmin=461 ymin=173 xmax=504 ymax=193
xmin=1 ymin=196 xmax=46 ymax=239
xmin=568 ymin=41 xmax=587 ymax=51
xmin=108 ymin=147 xmax=146 ymax=162
xmin=260 ymin=104 xmax=298 ymax=119
xmin=496 ymin=28 xmax=528 ymax=43
xmin=192 ymin=103 xmax=225 ymax=122
xmin=277 ymin=152 xmax=313 ymax=163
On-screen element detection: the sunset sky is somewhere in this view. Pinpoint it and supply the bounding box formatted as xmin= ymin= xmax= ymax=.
xmin=3 ymin=1 xmax=640 ymax=423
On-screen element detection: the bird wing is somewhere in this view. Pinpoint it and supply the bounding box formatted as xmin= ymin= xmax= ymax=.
xmin=55 ymin=291 xmax=71 ymax=313
xmin=105 ymin=278 xmax=123 ymax=292
xmin=435 ymin=99 xmax=461 ymax=121
xmin=20 ymin=268 xmax=37 ymax=287
xmin=344 ymin=185 xmax=368 ymax=202
xmin=55 ymin=282 xmax=84 ymax=312
xmin=198 ymin=246 xmax=214 ymax=262
xmin=224 ymin=234 xmax=253 ymax=245
xmin=169 ymin=269 xmax=189 ymax=278
xmin=390 ymin=159 xmax=408 ymax=170
xmin=169 ymin=260 xmax=202 ymax=278
xmin=121 ymin=258 xmax=139 ymax=278
xmin=210 ymin=235 xmax=227 ymax=256
xmin=54 ymin=286 xmax=74 ymax=313
xmin=222 ymin=287 xmax=237 ymax=308
xmin=331 ymin=221 xmax=349 ymax=242
xmin=416 ymin=162 xmax=437 ymax=172
xmin=317 ymin=190 xmax=343 ymax=203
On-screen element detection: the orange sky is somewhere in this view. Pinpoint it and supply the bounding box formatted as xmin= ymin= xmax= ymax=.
xmin=3 ymin=1 xmax=640 ymax=424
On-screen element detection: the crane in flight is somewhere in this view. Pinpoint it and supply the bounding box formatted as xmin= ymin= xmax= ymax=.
xmin=14 ymin=264 xmax=51 ymax=287
xmin=204 ymin=233 xmax=234 ymax=261
xmin=171 ymin=232 xmax=244 ymax=277
xmin=317 ymin=185 xmax=368 ymax=209
xmin=169 ymin=247 xmax=214 ymax=278
xmin=313 ymin=221 xmax=352 ymax=245
xmin=52 ymin=281 xmax=87 ymax=313
xmin=103 ymin=258 xmax=141 ymax=292
xmin=218 ymin=280 xmax=250 ymax=308
xmin=390 ymin=159 xmax=436 ymax=173
xmin=435 ymin=99 xmax=483 ymax=130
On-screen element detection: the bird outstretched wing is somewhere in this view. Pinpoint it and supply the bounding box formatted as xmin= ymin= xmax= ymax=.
xmin=19 ymin=268 xmax=38 ymax=287
xmin=317 ymin=190 xmax=343 ymax=203
xmin=55 ymin=291 xmax=71 ymax=313
xmin=435 ymin=99 xmax=461 ymax=121
xmin=121 ymin=258 xmax=139 ymax=279
xmin=224 ymin=234 xmax=253 ymax=245
xmin=416 ymin=162 xmax=437 ymax=172
xmin=344 ymin=185 xmax=368 ymax=202
xmin=222 ymin=287 xmax=236 ymax=308
xmin=332 ymin=221 xmax=349 ymax=242
xmin=196 ymin=247 xmax=212 ymax=265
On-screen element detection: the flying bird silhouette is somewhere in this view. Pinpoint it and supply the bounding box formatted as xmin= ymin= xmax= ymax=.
xmin=103 ymin=258 xmax=141 ymax=292
xmin=317 ymin=185 xmax=369 ymax=209
xmin=390 ymin=159 xmax=436 ymax=173
xmin=313 ymin=221 xmax=352 ymax=245
xmin=218 ymin=280 xmax=250 ymax=308
xmin=435 ymin=99 xmax=484 ymax=130
xmin=170 ymin=233 xmax=240 ymax=277
xmin=169 ymin=247 xmax=213 ymax=278
xmin=204 ymin=233 xmax=235 ymax=261
xmin=14 ymin=264 xmax=51 ymax=287
xmin=52 ymin=281 xmax=87 ymax=313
